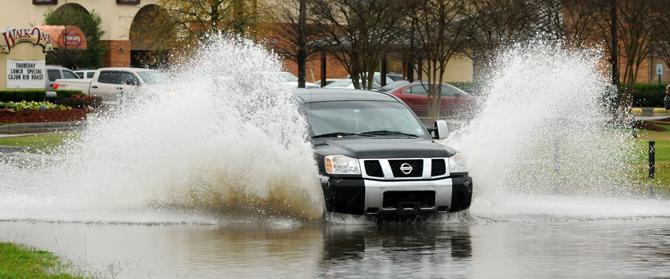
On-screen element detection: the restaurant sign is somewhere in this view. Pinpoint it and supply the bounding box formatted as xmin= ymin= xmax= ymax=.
xmin=6 ymin=60 xmax=46 ymax=89
xmin=33 ymin=0 xmax=57 ymax=5
xmin=117 ymin=0 xmax=140 ymax=5
xmin=0 ymin=27 xmax=53 ymax=54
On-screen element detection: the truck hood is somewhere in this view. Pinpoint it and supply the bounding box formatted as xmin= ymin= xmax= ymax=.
xmin=313 ymin=138 xmax=456 ymax=159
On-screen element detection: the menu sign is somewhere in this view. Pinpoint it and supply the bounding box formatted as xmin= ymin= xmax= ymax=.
xmin=117 ymin=0 xmax=140 ymax=4
xmin=33 ymin=0 xmax=57 ymax=5
xmin=6 ymin=60 xmax=46 ymax=89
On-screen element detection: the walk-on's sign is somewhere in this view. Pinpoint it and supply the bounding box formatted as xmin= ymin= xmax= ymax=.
xmin=0 ymin=27 xmax=53 ymax=54
xmin=0 ymin=27 xmax=53 ymax=89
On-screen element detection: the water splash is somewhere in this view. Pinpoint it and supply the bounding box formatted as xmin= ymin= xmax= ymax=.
xmin=448 ymin=41 xmax=670 ymax=218
xmin=0 ymin=36 xmax=324 ymax=223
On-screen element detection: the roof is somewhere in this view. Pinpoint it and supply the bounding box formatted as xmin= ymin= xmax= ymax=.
xmin=97 ymin=67 xmax=157 ymax=72
xmin=294 ymin=88 xmax=398 ymax=103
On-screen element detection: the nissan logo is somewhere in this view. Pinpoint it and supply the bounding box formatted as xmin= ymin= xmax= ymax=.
xmin=399 ymin=163 xmax=413 ymax=175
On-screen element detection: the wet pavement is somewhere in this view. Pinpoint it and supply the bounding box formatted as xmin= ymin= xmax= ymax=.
xmin=1 ymin=217 xmax=669 ymax=278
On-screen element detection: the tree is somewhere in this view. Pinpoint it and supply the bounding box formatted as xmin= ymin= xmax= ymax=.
xmin=412 ymin=0 xmax=469 ymax=119
xmin=271 ymin=0 xmax=315 ymax=88
xmin=595 ymin=0 xmax=661 ymax=86
xmin=310 ymin=0 xmax=414 ymax=90
xmin=534 ymin=0 xmax=602 ymax=49
xmin=44 ymin=6 xmax=105 ymax=69
xmin=463 ymin=0 xmax=538 ymax=78
xmin=158 ymin=0 xmax=266 ymax=43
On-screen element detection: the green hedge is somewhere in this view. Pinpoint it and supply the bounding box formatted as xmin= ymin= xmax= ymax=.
xmin=55 ymin=89 xmax=83 ymax=98
xmin=0 ymin=89 xmax=46 ymax=102
xmin=632 ymin=83 xmax=666 ymax=107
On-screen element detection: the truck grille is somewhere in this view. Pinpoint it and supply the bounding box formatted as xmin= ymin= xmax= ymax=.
xmin=389 ymin=160 xmax=423 ymax=177
xmin=363 ymin=160 xmax=384 ymax=177
xmin=383 ymin=191 xmax=435 ymax=209
xmin=431 ymin=159 xmax=446 ymax=176
xmin=360 ymin=158 xmax=449 ymax=180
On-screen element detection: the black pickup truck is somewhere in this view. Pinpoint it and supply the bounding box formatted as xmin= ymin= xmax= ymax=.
xmin=297 ymin=89 xmax=473 ymax=215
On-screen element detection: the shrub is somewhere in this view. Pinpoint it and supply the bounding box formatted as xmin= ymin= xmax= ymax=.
xmin=632 ymin=83 xmax=666 ymax=107
xmin=55 ymin=89 xmax=83 ymax=98
xmin=0 ymin=89 xmax=47 ymax=102
xmin=0 ymin=101 xmax=70 ymax=111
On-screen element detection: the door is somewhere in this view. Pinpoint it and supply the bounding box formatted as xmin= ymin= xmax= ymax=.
xmin=91 ymin=71 xmax=141 ymax=103
xmin=440 ymin=84 xmax=468 ymax=115
xmin=402 ymin=84 xmax=429 ymax=116
xmin=46 ymin=69 xmax=61 ymax=90
xmin=90 ymin=71 xmax=125 ymax=102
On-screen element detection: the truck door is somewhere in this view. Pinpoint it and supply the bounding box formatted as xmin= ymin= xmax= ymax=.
xmin=91 ymin=70 xmax=125 ymax=102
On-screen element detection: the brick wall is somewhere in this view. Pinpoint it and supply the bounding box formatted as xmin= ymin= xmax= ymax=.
xmin=102 ymin=40 xmax=131 ymax=67
xmin=283 ymin=53 xmax=350 ymax=82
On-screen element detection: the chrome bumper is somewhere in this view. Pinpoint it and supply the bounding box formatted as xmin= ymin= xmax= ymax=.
xmin=363 ymin=178 xmax=452 ymax=214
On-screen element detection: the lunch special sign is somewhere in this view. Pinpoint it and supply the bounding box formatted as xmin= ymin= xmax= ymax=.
xmin=6 ymin=60 xmax=46 ymax=88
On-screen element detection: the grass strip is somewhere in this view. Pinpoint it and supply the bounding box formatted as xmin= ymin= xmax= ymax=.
xmin=0 ymin=242 xmax=81 ymax=279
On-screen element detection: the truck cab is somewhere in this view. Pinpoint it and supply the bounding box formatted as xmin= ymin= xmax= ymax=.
xmin=297 ymin=89 xmax=473 ymax=215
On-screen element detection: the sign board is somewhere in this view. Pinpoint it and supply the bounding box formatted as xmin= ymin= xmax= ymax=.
xmin=657 ymin=64 xmax=664 ymax=76
xmin=33 ymin=0 xmax=57 ymax=5
xmin=0 ymin=27 xmax=53 ymax=54
xmin=117 ymin=0 xmax=140 ymax=4
xmin=6 ymin=60 xmax=46 ymax=89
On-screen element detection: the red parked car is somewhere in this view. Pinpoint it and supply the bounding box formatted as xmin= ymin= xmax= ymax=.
xmin=388 ymin=81 xmax=477 ymax=118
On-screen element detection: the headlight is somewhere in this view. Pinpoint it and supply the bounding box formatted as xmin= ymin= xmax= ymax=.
xmin=448 ymin=153 xmax=468 ymax=174
xmin=324 ymin=155 xmax=361 ymax=175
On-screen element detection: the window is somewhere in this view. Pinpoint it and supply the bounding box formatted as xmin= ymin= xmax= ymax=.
xmin=47 ymin=69 xmax=60 ymax=81
xmin=118 ymin=72 xmax=140 ymax=85
xmin=86 ymin=72 xmax=95 ymax=79
xmin=440 ymin=84 xmax=467 ymax=97
xmin=408 ymin=85 xmax=428 ymax=96
xmin=137 ymin=71 xmax=167 ymax=84
xmin=307 ymin=101 xmax=430 ymax=139
xmin=98 ymin=71 xmax=121 ymax=84
xmin=62 ymin=70 xmax=79 ymax=79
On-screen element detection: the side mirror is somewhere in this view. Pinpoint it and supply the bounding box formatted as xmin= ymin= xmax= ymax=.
xmin=433 ymin=120 xmax=449 ymax=140
xmin=124 ymin=79 xmax=138 ymax=86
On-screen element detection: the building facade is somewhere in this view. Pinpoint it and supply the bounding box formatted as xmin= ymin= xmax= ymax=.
xmin=1 ymin=0 xmax=474 ymax=83
xmin=1 ymin=0 xmax=161 ymax=68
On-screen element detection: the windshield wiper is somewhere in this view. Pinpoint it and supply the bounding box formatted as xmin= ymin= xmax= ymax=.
xmin=359 ymin=130 xmax=420 ymax=138
xmin=311 ymin=132 xmax=366 ymax=138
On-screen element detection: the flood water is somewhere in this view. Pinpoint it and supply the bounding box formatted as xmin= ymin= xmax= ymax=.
xmin=1 ymin=216 xmax=669 ymax=278
xmin=2 ymin=39 xmax=669 ymax=278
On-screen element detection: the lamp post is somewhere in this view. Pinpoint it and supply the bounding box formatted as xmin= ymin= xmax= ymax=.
xmin=610 ymin=0 xmax=619 ymax=87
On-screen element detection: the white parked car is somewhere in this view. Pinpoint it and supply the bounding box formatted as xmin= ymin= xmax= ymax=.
xmin=324 ymin=79 xmax=382 ymax=90
xmin=54 ymin=67 xmax=167 ymax=104
xmin=46 ymin=65 xmax=79 ymax=92
xmin=74 ymin=70 xmax=96 ymax=79
xmin=276 ymin=72 xmax=319 ymax=88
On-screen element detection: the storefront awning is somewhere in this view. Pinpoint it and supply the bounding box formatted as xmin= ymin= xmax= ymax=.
xmin=37 ymin=25 xmax=87 ymax=50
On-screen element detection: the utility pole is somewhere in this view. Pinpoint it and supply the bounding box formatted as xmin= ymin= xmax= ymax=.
xmin=297 ymin=0 xmax=307 ymax=88
xmin=610 ymin=0 xmax=619 ymax=87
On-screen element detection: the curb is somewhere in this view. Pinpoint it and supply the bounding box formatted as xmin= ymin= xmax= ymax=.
xmin=632 ymin=108 xmax=666 ymax=113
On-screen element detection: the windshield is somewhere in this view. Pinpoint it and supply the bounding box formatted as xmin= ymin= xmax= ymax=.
xmin=137 ymin=71 xmax=168 ymax=84
xmin=306 ymin=101 xmax=430 ymax=139
xmin=279 ymin=72 xmax=298 ymax=82
xmin=324 ymin=80 xmax=352 ymax=88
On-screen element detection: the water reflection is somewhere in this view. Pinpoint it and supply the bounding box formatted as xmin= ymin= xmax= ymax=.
xmin=321 ymin=224 xmax=472 ymax=278
xmin=2 ymin=219 xmax=670 ymax=278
